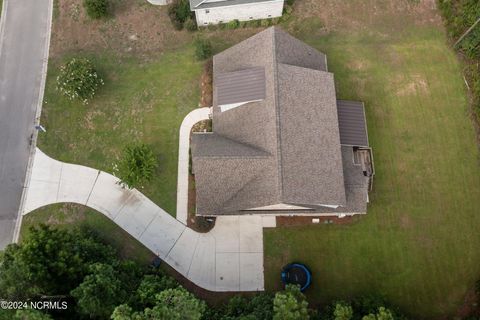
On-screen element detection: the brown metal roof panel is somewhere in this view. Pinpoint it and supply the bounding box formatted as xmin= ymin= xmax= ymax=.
xmin=337 ymin=100 xmax=369 ymax=147
xmin=216 ymin=67 xmax=266 ymax=105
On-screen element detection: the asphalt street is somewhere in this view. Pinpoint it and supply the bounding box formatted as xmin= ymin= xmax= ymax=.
xmin=0 ymin=0 xmax=51 ymax=249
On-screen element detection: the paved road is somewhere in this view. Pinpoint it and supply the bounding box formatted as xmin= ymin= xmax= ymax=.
xmin=0 ymin=0 xmax=52 ymax=249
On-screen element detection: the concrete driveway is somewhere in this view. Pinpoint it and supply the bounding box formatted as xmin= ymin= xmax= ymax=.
xmin=0 ymin=0 xmax=52 ymax=249
xmin=23 ymin=149 xmax=276 ymax=292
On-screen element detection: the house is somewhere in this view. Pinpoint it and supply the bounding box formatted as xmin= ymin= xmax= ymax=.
xmin=189 ymin=0 xmax=284 ymax=26
xmin=191 ymin=27 xmax=374 ymax=216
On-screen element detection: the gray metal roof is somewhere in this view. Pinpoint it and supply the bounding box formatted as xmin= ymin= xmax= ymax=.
xmin=337 ymin=100 xmax=369 ymax=147
xmin=216 ymin=68 xmax=266 ymax=106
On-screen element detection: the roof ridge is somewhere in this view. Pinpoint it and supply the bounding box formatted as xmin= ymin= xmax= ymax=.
xmin=271 ymin=26 xmax=285 ymax=203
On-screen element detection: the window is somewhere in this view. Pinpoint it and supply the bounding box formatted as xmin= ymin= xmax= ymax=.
xmin=205 ymin=9 xmax=209 ymax=13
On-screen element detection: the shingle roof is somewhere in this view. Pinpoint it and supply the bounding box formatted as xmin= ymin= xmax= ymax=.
xmin=337 ymin=100 xmax=369 ymax=147
xmin=192 ymin=27 xmax=370 ymax=215
xmin=216 ymin=68 xmax=266 ymax=106
xmin=190 ymin=0 xmax=279 ymax=10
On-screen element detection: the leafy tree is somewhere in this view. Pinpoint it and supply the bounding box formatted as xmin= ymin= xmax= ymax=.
xmin=194 ymin=38 xmax=213 ymax=60
xmin=71 ymin=263 xmax=126 ymax=318
xmin=111 ymin=304 xmax=135 ymax=320
xmin=0 ymin=225 xmax=116 ymax=299
xmin=361 ymin=307 xmax=394 ymax=320
xmin=333 ymin=302 xmax=353 ymax=320
xmin=273 ymin=284 xmax=309 ymax=320
xmin=83 ymin=0 xmax=109 ymax=19
xmin=168 ymin=0 xmax=193 ymax=30
xmin=13 ymin=309 xmax=53 ymax=320
xmin=147 ymin=287 xmax=206 ymax=320
xmin=56 ymin=57 xmax=103 ymax=103
xmin=135 ymin=274 xmax=178 ymax=306
xmin=115 ymin=144 xmax=157 ymax=189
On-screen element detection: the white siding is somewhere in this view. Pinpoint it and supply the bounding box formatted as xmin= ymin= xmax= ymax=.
xmin=195 ymin=0 xmax=284 ymax=25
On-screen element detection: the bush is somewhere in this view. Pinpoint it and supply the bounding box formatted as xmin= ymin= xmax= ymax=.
xmin=184 ymin=18 xmax=197 ymax=31
xmin=194 ymin=38 xmax=213 ymax=60
xmin=260 ymin=19 xmax=272 ymax=27
xmin=168 ymin=0 xmax=193 ymax=30
xmin=285 ymin=0 xmax=295 ymax=5
xmin=115 ymin=144 xmax=157 ymax=189
xmin=83 ymin=0 xmax=108 ymax=19
xmin=56 ymin=58 xmax=103 ymax=104
xmin=226 ymin=19 xmax=240 ymax=29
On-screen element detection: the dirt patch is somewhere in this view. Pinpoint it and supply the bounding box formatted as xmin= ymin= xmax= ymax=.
xmin=292 ymin=0 xmax=441 ymax=33
xmin=394 ymin=73 xmax=429 ymax=96
xmin=50 ymin=0 xmax=191 ymax=59
xmin=200 ymin=59 xmax=213 ymax=107
xmin=454 ymin=287 xmax=479 ymax=319
xmin=276 ymin=215 xmax=360 ymax=227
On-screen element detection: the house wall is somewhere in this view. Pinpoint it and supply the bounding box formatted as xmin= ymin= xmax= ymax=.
xmin=195 ymin=0 xmax=284 ymax=26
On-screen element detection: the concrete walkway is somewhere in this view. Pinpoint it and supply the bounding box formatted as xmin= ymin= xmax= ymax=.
xmin=23 ymin=148 xmax=276 ymax=292
xmin=176 ymin=107 xmax=211 ymax=224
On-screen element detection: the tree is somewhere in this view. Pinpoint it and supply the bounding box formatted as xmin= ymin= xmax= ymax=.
xmin=71 ymin=263 xmax=126 ymax=318
xmin=361 ymin=307 xmax=395 ymax=320
xmin=194 ymin=38 xmax=213 ymax=60
xmin=273 ymin=285 xmax=309 ymax=320
xmin=0 ymin=225 xmax=116 ymax=299
xmin=111 ymin=304 xmax=135 ymax=320
xmin=135 ymin=274 xmax=178 ymax=306
xmin=83 ymin=0 xmax=109 ymax=19
xmin=115 ymin=144 xmax=157 ymax=189
xmin=168 ymin=0 xmax=192 ymax=30
xmin=147 ymin=287 xmax=205 ymax=320
xmin=13 ymin=309 xmax=53 ymax=320
xmin=56 ymin=57 xmax=103 ymax=104
xmin=333 ymin=302 xmax=353 ymax=320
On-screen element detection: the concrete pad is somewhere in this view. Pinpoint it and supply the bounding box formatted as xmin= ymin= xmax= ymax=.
xmin=240 ymin=253 xmax=264 ymax=291
xmin=216 ymin=252 xmax=240 ymax=291
xmin=239 ymin=216 xmax=263 ymax=253
xmin=261 ymin=215 xmax=277 ymax=228
xmin=29 ymin=150 xmax=62 ymax=183
xmin=23 ymin=180 xmax=58 ymax=213
xmin=166 ymin=228 xmax=200 ymax=276
xmin=188 ymin=234 xmax=216 ymax=291
xmin=114 ymin=193 xmax=160 ymax=238
xmin=212 ymin=216 xmax=240 ymax=253
xmin=86 ymin=172 xmax=133 ymax=219
xmin=139 ymin=213 xmax=185 ymax=259
xmin=58 ymin=163 xmax=98 ymax=204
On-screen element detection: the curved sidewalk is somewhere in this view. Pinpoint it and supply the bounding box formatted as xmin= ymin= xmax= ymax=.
xmin=23 ymin=148 xmax=276 ymax=292
xmin=176 ymin=107 xmax=211 ymax=224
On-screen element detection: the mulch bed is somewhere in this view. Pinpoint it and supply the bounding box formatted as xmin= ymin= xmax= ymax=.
xmin=276 ymin=215 xmax=360 ymax=227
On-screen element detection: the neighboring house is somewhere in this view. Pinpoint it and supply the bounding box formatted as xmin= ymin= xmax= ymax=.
xmin=189 ymin=0 xmax=284 ymax=26
xmin=191 ymin=27 xmax=374 ymax=216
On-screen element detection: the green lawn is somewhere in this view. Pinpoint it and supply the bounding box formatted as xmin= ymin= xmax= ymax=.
xmin=38 ymin=46 xmax=202 ymax=215
xmin=20 ymin=204 xmax=154 ymax=265
xmin=264 ymin=25 xmax=480 ymax=318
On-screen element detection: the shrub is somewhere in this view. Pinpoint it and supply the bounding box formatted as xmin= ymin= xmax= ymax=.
xmin=168 ymin=0 xmax=192 ymax=30
xmin=194 ymin=38 xmax=213 ymax=60
xmin=260 ymin=19 xmax=271 ymax=27
xmin=184 ymin=18 xmax=197 ymax=31
xmin=285 ymin=0 xmax=295 ymax=5
xmin=56 ymin=58 xmax=103 ymax=104
xmin=83 ymin=0 xmax=108 ymax=19
xmin=115 ymin=144 xmax=157 ymax=189
xmin=226 ymin=19 xmax=240 ymax=29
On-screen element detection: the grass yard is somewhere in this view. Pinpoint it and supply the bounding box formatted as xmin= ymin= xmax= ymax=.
xmin=20 ymin=204 xmax=154 ymax=265
xmin=264 ymin=17 xmax=480 ymax=320
xmin=38 ymin=47 xmax=202 ymax=214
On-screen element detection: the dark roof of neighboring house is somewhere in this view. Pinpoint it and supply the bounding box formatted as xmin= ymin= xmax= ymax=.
xmin=191 ymin=27 xmax=370 ymax=215
xmin=216 ymin=67 xmax=266 ymax=106
xmin=190 ymin=0 xmax=280 ymax=10
xmin=337 ymin=100 xmax=369 ymax=147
